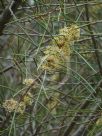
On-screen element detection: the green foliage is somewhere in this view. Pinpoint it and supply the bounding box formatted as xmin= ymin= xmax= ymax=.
xmin=0 ymin=0 xmax=102 ymax=136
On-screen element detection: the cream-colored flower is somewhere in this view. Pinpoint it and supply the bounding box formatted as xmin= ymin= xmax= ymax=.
xmin=41 ymin=24 xmax=80 ymax=72
xmin=3 ymin=98 xmax=18 ymax=112
xmin=3 ymin=98 xmax=26 ymax=114
xmin=17 ymin=102 xmax=26 ymax=114
xmin=23 ymin=78 xmax=38 ymax=89
xmin=53 ymin=24 xmax=80 ymax=48
xmin=3 ymin=93 xmax=33 ymax=114
xmin=59 ymin=24 xmax=80 ymax=42
xmin=23 ymin=92 xmax=33 ymax=105
xmin=44 ymin=45 xmax=61 ymax=55
xmin=52 ymin=35 xmax=66 ymax=48
xmin=41 ymin=54 xmax=61 ymax=71
xmin=41 ymin=45 xmax=71 ymax=71
xmin=23 ymin=78 xmax=34 ymax=86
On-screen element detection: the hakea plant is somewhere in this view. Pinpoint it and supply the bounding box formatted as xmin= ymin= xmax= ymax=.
xmin=3 ymin=24 xmax=80 ymax=114
xmin=40 ymin=24 xmax=80 ymax=72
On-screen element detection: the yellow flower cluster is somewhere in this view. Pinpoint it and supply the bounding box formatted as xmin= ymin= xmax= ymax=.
xmin=41 ymin=46 xmax=62 ymax=71
xmin=23 ymin=78 xmax=34 ymax=86
xmin=41 ymin=24 xmax=80 ymax=72
xmin=53 ymin=25 xmax=80 ymax=47
xmin=23 ymin=78 xmax=38 ymax=89
xmin=3 ymin=98 xmax=18 ymax=113
xmin=23 ymin=92 xmax=33 ymax=106
xmin=17 ymin=102 xmax=26 ymax=114
xmin=3 ymin=92 xmax=33 ymax=114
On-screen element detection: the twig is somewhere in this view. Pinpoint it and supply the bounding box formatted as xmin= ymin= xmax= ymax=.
xmin=0 ymin=0 xmax=22 ymax=36
xmin=72 ymin=104 xmax=101 ymax=136
xmin=63 ymin=79 xmax=102 ymax=136
xmin=84 ymin=1 xmax=102 ymax=76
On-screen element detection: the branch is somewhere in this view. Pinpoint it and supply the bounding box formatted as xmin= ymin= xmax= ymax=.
xmin=72 ymin=104 xmax=101 ymax=136
xmin=0 ymin=0 xmax=22 ymax=36
xmin=63 ymin=79 xmax=102 ymax=136
xmin=84 ymin=1 xmax=102 ymax=76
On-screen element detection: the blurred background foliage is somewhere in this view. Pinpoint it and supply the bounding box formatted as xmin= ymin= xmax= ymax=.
xmin=0 ymin=0 xmax=102 ymax=136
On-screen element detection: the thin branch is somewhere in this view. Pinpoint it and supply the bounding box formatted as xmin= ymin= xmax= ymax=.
xmin=84 ymin=1 xmax=102 ymax=76
xmin=63 ymin=79 xmax=102 ymax=136
xmin=0 ymin=0 xmax=22 ymax=36
xmin=72 ymin=104 xmax=101 ymax=136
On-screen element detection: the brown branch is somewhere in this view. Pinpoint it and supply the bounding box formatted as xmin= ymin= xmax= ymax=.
xmin=84 ymin=1 xmax=102 ymax=76
xmin=0 ymin=0 xmax=22 ymax=36
xmin=72 ymin=104 xmax=101 ymax=136
xmin=63 ymin=79 xmax=102 ymax=136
